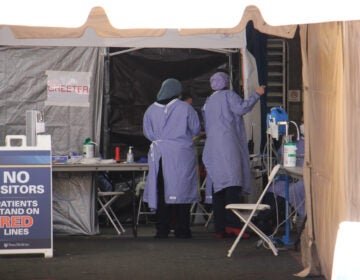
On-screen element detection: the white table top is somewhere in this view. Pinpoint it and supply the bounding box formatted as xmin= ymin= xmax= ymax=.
xmin=52 ymin=162 xmax=148 ymax=172
xmin=282 ymin=166 xmax=303 ymax=179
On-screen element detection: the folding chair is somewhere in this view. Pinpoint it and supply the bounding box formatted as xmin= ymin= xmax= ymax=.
xmin=190 ymin=176 xmax=213 ymax=227
xmin=134 ymin=171 xmax=154 ymax=225
xmin=136 ymin=187 xmax=156 ymax=225
xmin=226 ymin=164 xmax=281 ymax=257
xmin=97 ymin=189 xmax=126 ymax=235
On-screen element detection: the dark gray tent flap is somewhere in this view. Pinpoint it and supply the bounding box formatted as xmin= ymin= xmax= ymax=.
xmin=107 ymin=48 xmax=241 ymax=159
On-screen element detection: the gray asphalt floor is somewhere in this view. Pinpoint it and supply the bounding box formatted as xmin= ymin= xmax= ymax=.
xmin=0 ymin=223 xmax=326 ymax=280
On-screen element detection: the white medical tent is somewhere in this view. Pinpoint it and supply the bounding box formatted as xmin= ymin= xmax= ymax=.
xmin=1 ymin=3 xmax=360 ymax=279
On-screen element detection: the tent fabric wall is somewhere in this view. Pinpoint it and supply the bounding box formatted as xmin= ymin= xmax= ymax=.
xmin=53 ymin=173 xmax=97 ymax=235
xmin=0 ymin=46 xmax=104 ymax=154
xmin=342 ymin=21 xmax=360 ymax=222
xmin=0 ymin=46 xmax=105 ymax=235
xmin=299 ymin=21 xmax=360 ymax=279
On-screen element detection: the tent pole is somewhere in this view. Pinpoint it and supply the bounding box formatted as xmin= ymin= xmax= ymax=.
xmin=109 ymin=47 xmax=143 ymax=57
xmin=228 ymin=53 xmax=233 ymax=90
xmin=201 ymin=48 xmax=238 ymax=54
xmin=102 ymin=48 xmax=111 ymax=159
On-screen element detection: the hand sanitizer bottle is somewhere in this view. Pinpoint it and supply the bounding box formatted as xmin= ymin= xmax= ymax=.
xmin=83 ymin=138 xmax=94 ymax=158
xmin=126 ymin=146 xmax=134 ymax=163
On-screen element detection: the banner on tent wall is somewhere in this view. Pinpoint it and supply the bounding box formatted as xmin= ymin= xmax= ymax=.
xmin=45 ymin=70 xmax=91 ymax=107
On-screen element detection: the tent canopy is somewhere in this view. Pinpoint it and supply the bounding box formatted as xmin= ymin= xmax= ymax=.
xmin=1 ymin=1 xmax=359 ymax=47
xmin=0 ymin=6 xmax=296 ymax=47
xmin=1 ymin=1 xmax=359 ymax=31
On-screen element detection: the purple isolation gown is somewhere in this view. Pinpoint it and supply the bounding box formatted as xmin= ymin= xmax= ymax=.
xmin=143 ymin=99 xmax=201 ymax=210
xmin=202 ymin=89 xmax=260 ymax=199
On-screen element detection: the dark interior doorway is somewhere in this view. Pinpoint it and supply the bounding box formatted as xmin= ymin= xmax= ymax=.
xmin=105 ymin=48 xmax=241 ymax=161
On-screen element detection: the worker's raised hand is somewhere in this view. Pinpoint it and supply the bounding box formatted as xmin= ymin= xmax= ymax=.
xmin=255 ymin=85 xmax=266 ymax=96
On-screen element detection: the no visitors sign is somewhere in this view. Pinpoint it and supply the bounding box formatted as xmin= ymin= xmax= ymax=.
xmin=0 ymin=143 xmax=53 ymax=258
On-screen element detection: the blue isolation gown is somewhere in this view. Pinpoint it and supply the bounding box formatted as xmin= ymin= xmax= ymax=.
xmin=202 ymin=89 xmax=260 ymax=197
xmin=143 ymin=99 xmax=201 ymax=210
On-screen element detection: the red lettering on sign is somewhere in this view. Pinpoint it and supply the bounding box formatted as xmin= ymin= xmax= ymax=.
xmin=0 ymin=216 xmax=33 ymax=228
xmin=48 ymin=84 xmax=89 ymax=94
xmin=0 ymin=216 xmax=10 ymax=227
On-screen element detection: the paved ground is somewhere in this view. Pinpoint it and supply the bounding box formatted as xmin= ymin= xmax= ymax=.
xmin=0 ymin=223 xmax=326 ymax=280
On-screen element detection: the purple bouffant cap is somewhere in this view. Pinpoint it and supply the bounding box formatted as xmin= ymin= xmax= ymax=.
xmin=210 ymin=72 xmax=229 ymax=90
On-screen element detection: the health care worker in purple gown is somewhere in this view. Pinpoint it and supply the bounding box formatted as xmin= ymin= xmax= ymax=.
xmin=143 ymin=78 xmax=201 ymax=239
xmin=202 ymin=72 xmax=265 ymax=238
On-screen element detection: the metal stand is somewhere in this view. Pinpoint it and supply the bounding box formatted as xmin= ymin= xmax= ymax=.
xmin=282 ymin=174 xmax=293 ymax=245
xmin=26 ymin=110 xmax=45 ymax=146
